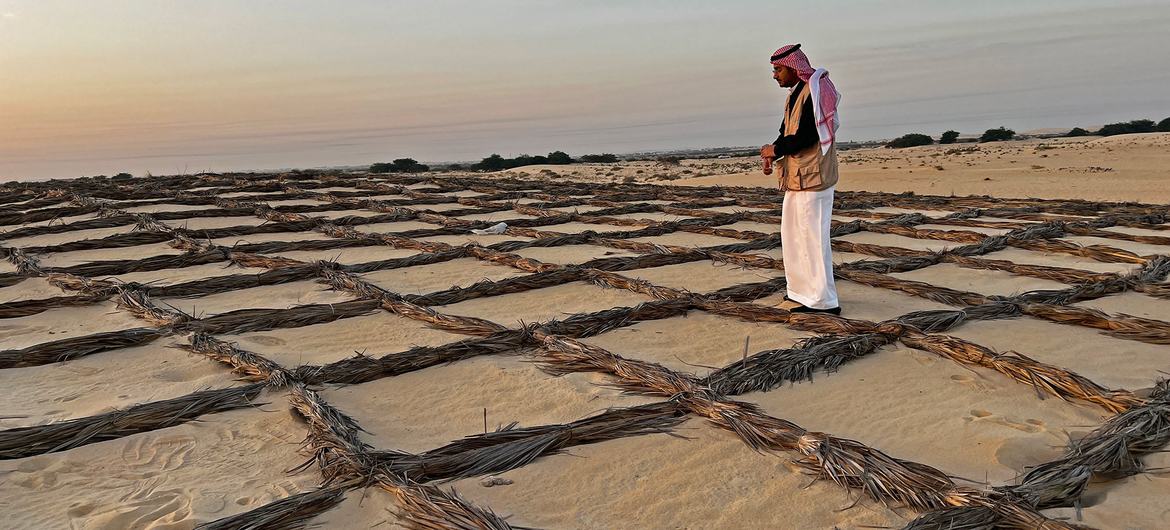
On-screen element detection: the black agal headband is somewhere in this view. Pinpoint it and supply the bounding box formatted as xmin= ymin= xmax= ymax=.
xmin=770 ymin=43 xmax=801 ymax=63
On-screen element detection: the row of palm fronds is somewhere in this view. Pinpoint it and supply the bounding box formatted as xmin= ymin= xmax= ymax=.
xmin=0 ymin=327 xmax=163 ymax=368
xmin=526 ymin=329 xmax=1077 ymax=528
xmin=0 ymin=383 xmax=263 ymax=459
xmin=285 ymin=384 xmax=518 ymax=529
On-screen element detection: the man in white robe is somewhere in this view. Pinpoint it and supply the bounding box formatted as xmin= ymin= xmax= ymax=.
xmin=760 ymin=44 xmax=842 ymax=314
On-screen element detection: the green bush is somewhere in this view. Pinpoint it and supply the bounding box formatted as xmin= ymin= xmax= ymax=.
xmin=1158 ymin=117 xmax=1170 ymax=132
xmin=579 ymin=153 xmax=619 ymax=163
xmin=370 ymin=158 xmax=429 ymax=173
xmin=1065 ymin=127 xmax=1092 ymax=137
xmin=885 ymin=133 xmax=933 ymax=148
xmin=938 ymin=130 xmax=960 ymax=144
xmin=472 ymin=151 xmax=583 ymax=171
xmin=547 ymin=151 xmax=574 ymax=165
xmin=1097 ymin=119 xmax=1155 ymax=136
xmin=980 ymin=127 xmax=1015 ymax=142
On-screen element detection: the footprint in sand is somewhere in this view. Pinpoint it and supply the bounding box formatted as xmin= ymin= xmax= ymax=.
xmin=244 ymin=335 xmax=286 ymax=347
xmin=77 ymin=488 xmax=193 ymax=530
xmin=120 ymin=434 xmax=197 ymax=473
xmin=967 ymin=410 xmax=1046 ymax=433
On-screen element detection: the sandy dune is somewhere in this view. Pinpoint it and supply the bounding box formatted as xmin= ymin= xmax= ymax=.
xmin=2 ymin=144 xmax=1169 ymax=528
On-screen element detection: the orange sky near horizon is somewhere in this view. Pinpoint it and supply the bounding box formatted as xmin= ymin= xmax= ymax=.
xmin=3 ymin=1 xmax=1168 ymax=180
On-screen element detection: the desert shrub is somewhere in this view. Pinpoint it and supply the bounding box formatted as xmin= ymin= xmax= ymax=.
xmin=980 ymin=127 xmax=1015 ymax=142
xmin=886 ymin=133 xmax=933 ymax=148
xmin=938 ymin=130 xmax=960 ymax=144
xmin=474 ymin=151 xmax=580 ymax=171
xmin=1097 ymin=120 xmax=1155 ymax=136
xmin=579 ymin=153 xmax=619 ymax=163
xmin=371 ymin=158 xmax=428 ymax=173
xmin=546 ymin=151 xmax=574 ymax=164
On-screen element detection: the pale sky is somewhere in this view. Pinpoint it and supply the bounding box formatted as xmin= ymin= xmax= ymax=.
xmin=2 ymin=0 xmax=1168 ymax=180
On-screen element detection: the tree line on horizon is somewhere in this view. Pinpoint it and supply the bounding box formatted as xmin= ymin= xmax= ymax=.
xmin=369 ymin=151 xmax=620 ymax=173
xmin=885 ymin=117 xmax=1170 ymax=149
xmin=369 ymin=115 xmax=1170 ymax=173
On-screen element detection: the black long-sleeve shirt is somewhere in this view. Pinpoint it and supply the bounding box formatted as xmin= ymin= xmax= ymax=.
xmin=773 ymin=80 xmax=819 ymax=157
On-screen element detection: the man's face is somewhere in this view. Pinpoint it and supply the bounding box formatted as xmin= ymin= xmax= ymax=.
xmin=772 ymin=65 xmax=798 ymax=87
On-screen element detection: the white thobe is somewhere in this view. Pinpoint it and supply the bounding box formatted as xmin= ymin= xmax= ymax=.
xmin=781 ymin=186 xmax=838 ymax=309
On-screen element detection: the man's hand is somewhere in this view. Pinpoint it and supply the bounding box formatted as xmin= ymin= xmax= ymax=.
xmin=760 ymin=144 xmax=776 ymax=159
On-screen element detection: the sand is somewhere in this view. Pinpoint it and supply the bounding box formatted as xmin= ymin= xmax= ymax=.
xmin=756 ymin=279 xmax=955 ymax=322
xmin=305 ymin=488 xmax=406 ymax=529
xmin=916 ymin=223 xmax=1014 ymax=236
xmin=435 ymin=281 xmax=653 ymax=327
xmin=158 ymin=279 xmax=355 ymax=317
xmin=621 ymin=260 xmax=782 ymax=293
xmin=892 ymin=262 xmax=1070 ymax=298
xmin=981 ymin=246 xmax=1139 ymax=274
xmin=360 ymin=258 xmax=526 ymax=295
xmin=34 ymin=242 xmax=186 ymax=268
xmin=1060 ymin=235 xmax=1170 ymax=258
xmin=509 ymin=243 xmax=640 ymax=264
xmin=581 ymin=309 xmax=811 ymax=375
xmin=1 ymin=224 xmax=136 ymax=248
xmin=627 ymin=231 xmax=745 ymax=248
xmin=0 ymin=398 xmax=319 ymax=529
xmin=668 ymin=134 xmax=1170 ymax=203
xmin=262 ymin=246 xmax=419 ymax=265
xmin=836 ymin=231 xmax=959 ymax=252
xmin=456 ymin=211 xmax=538 ymax=222
xmin=210 ymin=231 xmax=326 ymax=246
xmin=320 ymin=355 xmax=657 ymax=453
xmin=718 ymin=220 xmax=782 ymax=234
xmin=703 ymin=204 xmax=775 ymax=213
xmin=162 ymin=215 xmax=267 ymax=231
xmin=0 ymin=301 xmax=147 ymax=351
xmin=747 ymin=246 xmax=884 ymax=265
xmin=3 ymin=212 xmax=99 ymax=230
xmin=450 ymin=419 xmax=907 ymax=529
xmin=0 ymin=337 xmax=239 ymax=429
xmin=264 ymin=198 xmax=327 ymax=207
xmin=1043 ymin=453 xmax=1170 ymax=529
xmin=121 ymin=203 xmax=215 ymax=214
xmin=102 ymin=262 xmax=269 ymax=286
xmin=355 ymin=220 xmax=443 ymax=233
xmin=948 ymin=317 xmax=1166 ymax=390
xmin=401 ymin=203 xmax=467 ymax=212
xmin=309 ymin=209 xmax=384 ymax=219
xmin=1073 ymin=291 xmax=1170 ymax=321
xmin=547 ymin=204 xmax=609 ymax=213
xmin=415 ymin=233 xmax=534 ymax=246
xmin=218 ymin=311 xmax=462 ymax=367
xmin=6 ymin=141 xmax=1170 ymax=528
xmin=605 ymin=212 xmax=694 ymax=223
xmin=0 ymin=277 xmax=68 ymax=303
xmin=528 ymin=221 xmax=642 ymax=233
xmin=740 ymin=345 xmax=1105 ymax=485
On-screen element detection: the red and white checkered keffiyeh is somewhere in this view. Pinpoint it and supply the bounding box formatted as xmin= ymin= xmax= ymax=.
xmin=771 ymin=44 xmax=840 ymax=154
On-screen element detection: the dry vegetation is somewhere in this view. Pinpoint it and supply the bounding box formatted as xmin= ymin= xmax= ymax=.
xmin=1 ymin=167 xmax=1169 ymax=528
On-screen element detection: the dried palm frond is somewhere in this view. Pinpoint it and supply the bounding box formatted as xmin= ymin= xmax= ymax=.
xmin=0 ymin=383 xmax=263 ymax=459
xmin=0 ymin=327 xmax=163 ymax=368
xmin=296 ymin=330 xmax=528 ymax=385
xmin=704 ymin=333 xmax=895 ymax=395
xmin=196 ymin=484 xmax=350 ymax=530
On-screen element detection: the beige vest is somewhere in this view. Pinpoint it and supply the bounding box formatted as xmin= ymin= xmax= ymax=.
xmin=779 ymin=83 xmax=839 ymax=192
